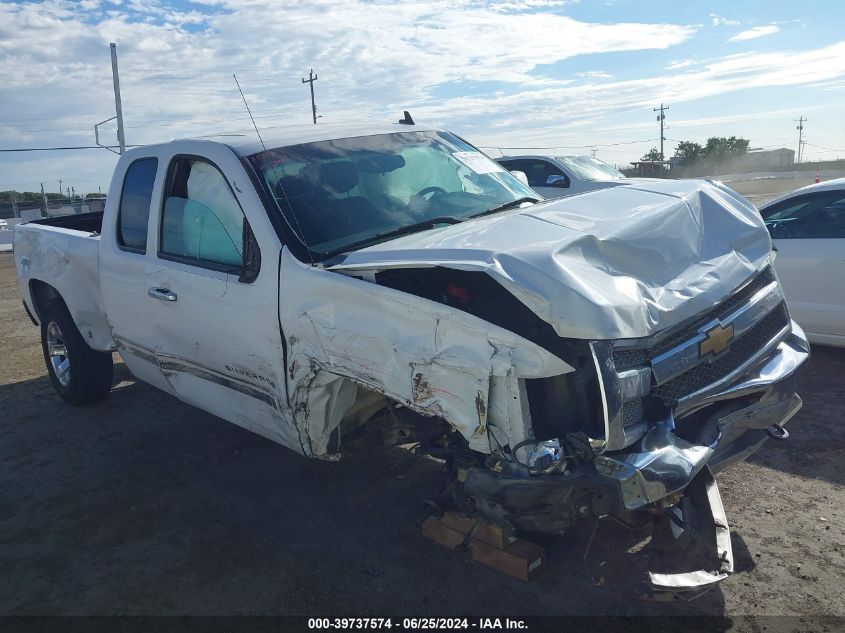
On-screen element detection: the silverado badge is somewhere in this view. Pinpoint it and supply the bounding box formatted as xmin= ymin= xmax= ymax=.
xmin=699 ymin=322 xmax=735 ymax=358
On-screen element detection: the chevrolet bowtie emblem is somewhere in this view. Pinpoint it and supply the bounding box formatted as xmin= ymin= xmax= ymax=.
xmin=699 ymin=322 xmax=735 ymax=358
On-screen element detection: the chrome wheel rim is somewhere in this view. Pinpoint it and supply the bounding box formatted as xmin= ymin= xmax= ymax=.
xmin=47 ymin=321 xmax=71 ymax=387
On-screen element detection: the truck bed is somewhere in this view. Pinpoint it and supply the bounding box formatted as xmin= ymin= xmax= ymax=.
xmin=28 ymin=211 xmax=103 ymax=234
xmin=14 ymin=215 xmax=113 ymax=351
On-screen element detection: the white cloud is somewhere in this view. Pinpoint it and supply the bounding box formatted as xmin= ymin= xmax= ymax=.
xmin=0 ymin=1 xmax=843 ymax=187
xmin=488 ymin=0 xmax=573 ymax=11
xmin=666 ymin=58 xmax=697 ymax=70
xmin=576 ymin=70 xmax=612 ymax=79
xmin=0 ymin=0 xmax=697 ymax=141
xmin=710 ymin=14 xmax=740 ymax=27
xmin=412 ymin=40 xmax=845 ymax=148
xmin=730 ymin=25 xmax=780 ymax=42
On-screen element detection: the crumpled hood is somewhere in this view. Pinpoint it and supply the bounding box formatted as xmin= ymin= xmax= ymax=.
xmin=328 ymin=179 xmax=772 ymax=340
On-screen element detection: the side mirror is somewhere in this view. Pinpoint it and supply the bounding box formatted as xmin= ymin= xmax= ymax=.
xmin=240 ymin=220 xmax=261 ymax=284
xmin=546 ymin=174 xmax=569 ymax=188
xmin=509 ymin=170 xmax=529 ymax=187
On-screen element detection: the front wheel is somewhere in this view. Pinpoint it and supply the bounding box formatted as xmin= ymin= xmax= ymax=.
xmin=40 ymin=301 xmax=113 ymax=405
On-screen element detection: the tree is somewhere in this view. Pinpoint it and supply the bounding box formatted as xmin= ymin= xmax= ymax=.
xmin=703 ymin=136 xmax=750 ymax=162
xmin=673 ymin=141 xmax=704 ymax=165
xmin=641 ymin=147 xmax=663 ymax=161
xmin=670 ymin=136 xmax=751 ymax=165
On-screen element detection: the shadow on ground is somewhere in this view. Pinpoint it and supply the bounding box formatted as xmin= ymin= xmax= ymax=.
xmin=746 ymin=344 xmax=845 ymax=486
xmin=0 ymin=364 xmax=732 ymax=616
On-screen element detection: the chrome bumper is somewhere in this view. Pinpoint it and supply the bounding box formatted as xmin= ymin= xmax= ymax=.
xmin=594 ymin=320 xmax=809 ymax=511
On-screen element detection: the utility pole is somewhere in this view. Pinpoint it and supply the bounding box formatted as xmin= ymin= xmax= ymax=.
xmin=110 ymin=43 xmax=126 ymax=153
xmin=590 ymin=149 xmax=598 ymax=159
xmin=654 ymin=103 xmax=669 ymax=159
xmin=41 ymin=182 xmax=47 ymax=215
xmin=302 ymin=68 xmax=318 ymax=124
xmin=794 ymin=116 xmax=806 ymax=164
xmin=58 ymin=179 xmax=62 ymax=196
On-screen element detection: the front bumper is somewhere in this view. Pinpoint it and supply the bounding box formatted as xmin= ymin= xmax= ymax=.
xmin=463 ymin=320 xmax=810 ymax=532
xmin=594 ymin=320 xmax=808 ymax=510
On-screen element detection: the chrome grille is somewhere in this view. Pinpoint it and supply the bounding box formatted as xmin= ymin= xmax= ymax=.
xmin=612 ymin=268 xmax=775 ymax=373
xmin=622 ymin=399 xmax=644 ymax=427
xmin=651 ymin=303 xmax=789 ymax=407
xmin=613 ymin=349 xmax=647 ymax=372
xmin=609 ymin=267 xmax=789 ymax=412
xmin=648 ymin=267 xmax=776 ymax=359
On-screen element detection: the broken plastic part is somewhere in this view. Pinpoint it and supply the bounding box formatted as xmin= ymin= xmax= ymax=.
xmin=527 ymin=438 xmax=565 ymax=474
xmin=647 ymin=466 xmax=734 ymax=592
xmin=593 ymin=416 xmax=715 ymax=511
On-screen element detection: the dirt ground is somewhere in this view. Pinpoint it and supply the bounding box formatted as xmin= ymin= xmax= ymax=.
xmin=725 ymin=176 xmax=819 ymax=207
xmin=0 ymin=248 xmax=843 ymax=621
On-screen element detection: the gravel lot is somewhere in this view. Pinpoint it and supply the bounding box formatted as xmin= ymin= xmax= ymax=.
xmin=1 ymin=245 xmax=843 ymax=620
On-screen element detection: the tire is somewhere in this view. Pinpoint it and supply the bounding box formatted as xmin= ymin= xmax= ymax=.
xmin=40 ymin=300 xmax=113 ymax=405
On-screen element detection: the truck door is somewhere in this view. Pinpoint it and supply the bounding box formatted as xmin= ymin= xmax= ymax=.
xmin=100 ymin=154 xmax=179 ymax=396
xmin=143 ymin=144 xmax=296 ymax=449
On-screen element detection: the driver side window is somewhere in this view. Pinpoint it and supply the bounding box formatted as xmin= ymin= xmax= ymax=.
xmin=159 ymin=157 xmax=245 ymax=271
xmin=502 ymin=159 xmax=564 ymax=188
xmin=762 ymin=192 xmax=845 ymax=239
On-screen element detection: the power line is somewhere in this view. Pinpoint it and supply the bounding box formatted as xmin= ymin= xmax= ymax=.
xmin=1 ymin=179 xmax=105 ymax=188
xmin=805 ymin=141 xmax=844 ymax=152
xmin=0 ymin=145 xmax=144 ymax=152
xmin=1 ymin=125 xmax=94 ymax=133
xmin=1 ymin=104 xmax=312 ymax=132
xmin=481 ymin=139 xmax=660 ymax=150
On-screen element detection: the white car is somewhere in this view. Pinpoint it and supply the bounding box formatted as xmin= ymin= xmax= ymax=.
xmin=0 ymin=219 xmax=8 ymax=230
xmin=759 ymin=177 xmax=845 ymax=347
xmin=497 ymin=154 xmax=649 ymax=199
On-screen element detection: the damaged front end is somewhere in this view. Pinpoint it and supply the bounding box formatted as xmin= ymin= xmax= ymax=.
xmin=279 ymin=180 xmax=809 ymax=592
xmin=454 ymin=267 xmax=809 ymax=591
xmin=284 ymin=252 xmax=807 ymax=592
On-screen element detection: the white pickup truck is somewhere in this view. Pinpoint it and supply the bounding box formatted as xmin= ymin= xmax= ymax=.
xmin=15 ymin=122 xmax=809 ymax=591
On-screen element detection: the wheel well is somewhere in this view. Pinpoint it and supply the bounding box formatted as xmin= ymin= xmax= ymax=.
xmin=28 ymin=279 xmax=64 ymax=322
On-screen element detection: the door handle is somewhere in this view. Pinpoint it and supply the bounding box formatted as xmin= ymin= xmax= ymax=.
xmin=148 ymin=287 xmax=177 ymax=302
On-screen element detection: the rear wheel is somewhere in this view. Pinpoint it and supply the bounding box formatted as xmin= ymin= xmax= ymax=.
xmin=40 ymin=301 xmax=113 ymax=405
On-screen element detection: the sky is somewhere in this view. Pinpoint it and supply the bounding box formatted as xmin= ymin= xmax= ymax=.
xmin=1 ymin=0 xmax=845 ymax=195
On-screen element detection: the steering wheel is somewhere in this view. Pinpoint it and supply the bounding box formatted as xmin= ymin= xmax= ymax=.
xmin=415 ymin=186 xmax=447 ymax=199
xmin=771 ymin=221 xmax=797 ymax=239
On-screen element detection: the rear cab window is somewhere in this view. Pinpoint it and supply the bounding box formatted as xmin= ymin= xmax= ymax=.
xmin=117 ymin=158 xmax=158 ymax=252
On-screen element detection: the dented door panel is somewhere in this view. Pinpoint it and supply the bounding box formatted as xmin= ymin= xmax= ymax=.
xmin=136 ymin=141 xmax=295 ymax=448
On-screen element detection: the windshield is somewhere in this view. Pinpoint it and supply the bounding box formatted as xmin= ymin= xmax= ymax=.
xmin=248 ymin=130 xmax=536 ymax=257
xmin=555 ymin=156 xmax=625 ymax=181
